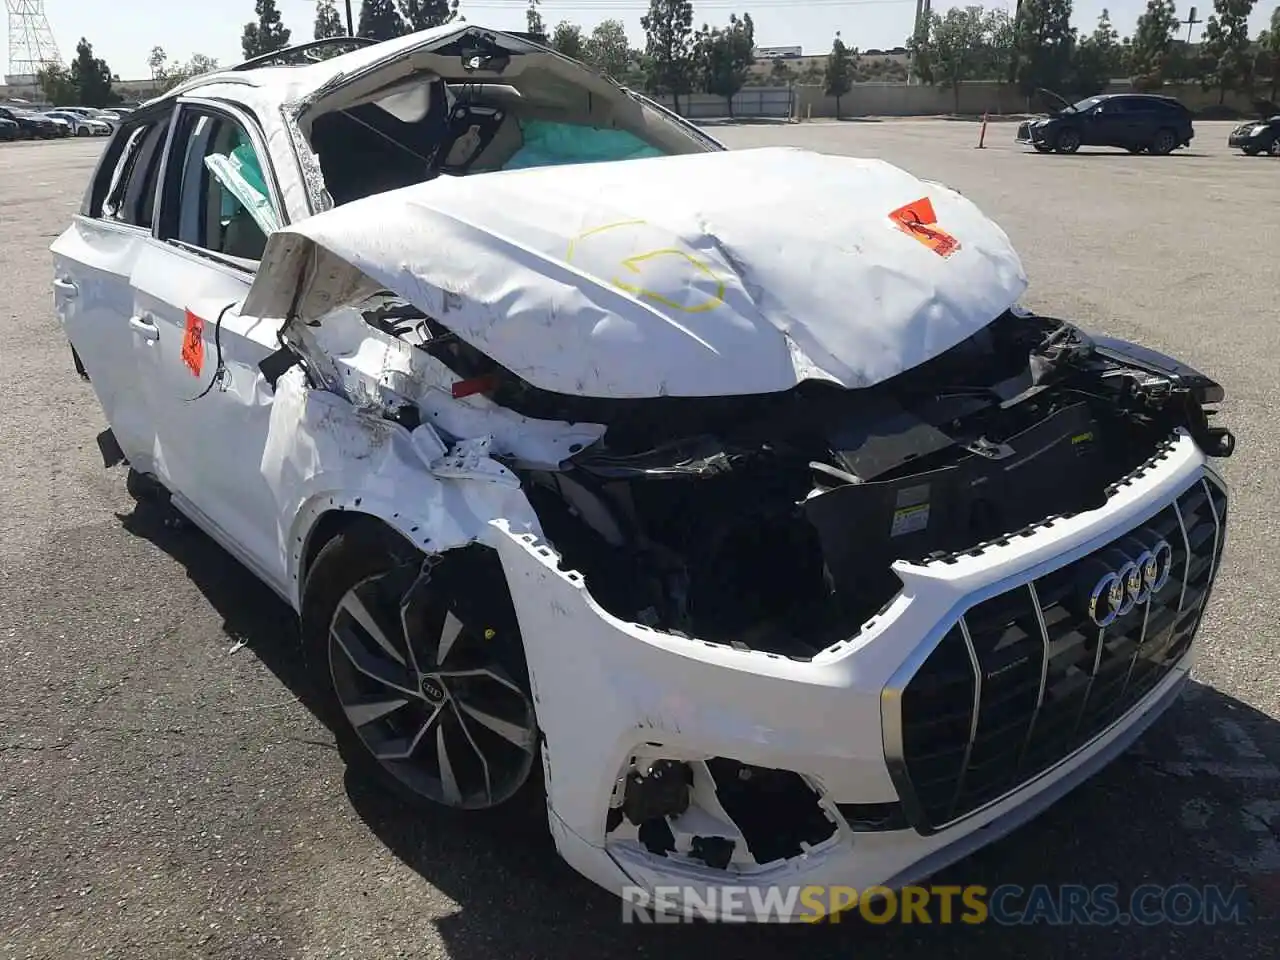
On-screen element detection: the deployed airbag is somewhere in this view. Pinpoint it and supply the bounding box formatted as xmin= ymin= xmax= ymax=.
xmin=503 ymin=120 xmax=665 ymax=170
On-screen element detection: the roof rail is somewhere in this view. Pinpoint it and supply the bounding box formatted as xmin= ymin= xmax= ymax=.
xmin=230 ymin=36 xmax=377 ymax=72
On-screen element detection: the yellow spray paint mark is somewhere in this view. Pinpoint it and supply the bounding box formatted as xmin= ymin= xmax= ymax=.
xmin=566 ymin=220 xmax=726 ymax=314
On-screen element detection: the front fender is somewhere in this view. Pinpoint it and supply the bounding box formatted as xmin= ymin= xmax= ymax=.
xmin=262 ymin=368 xmax=542 ymax=609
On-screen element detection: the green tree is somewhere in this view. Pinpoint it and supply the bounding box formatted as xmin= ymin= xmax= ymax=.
xmin=921 ymin=7 xmax=989 ymax=112
xmin=242 ymin=0 xmax=292 ymax=59
xmin=147 ymin=45 xmax=167 ymax=80
xmin=769 ymin=57 xmax=796 ymax=85
xmin=584 ymin=18 xmax=630 ymax=77
xmin=315 ymin=0 xmax=346 ymax=38
xmin=695 ymin=13 xmax=754 ymax=114
xmin=400 ymin=0 xmax=457 ymax=30
xmin=825 ymin=32 xmax=854 ymax=117
xmin=37 ymin=64 xmax=78 ymax=105
xmin=552 ymin=21 xmax=585 ymax=59
xmin=985 ymin=8 xmax=1016 ymax=82
xmin=1259 ymin=6 xmax=1280 ymax=99
xmin=1011 ymin=0 xmax=1077 ymax=100
xmin=1130 ymin=0 xmax=1179 ymax=88
xmin=359 ymin=0 xmax=406 ymax=41
xmin=69 ymin=38 xmax=122 ymax=107
xmin=526 ymin=0 xmax=545 ymax=37
xmin=1072 ymin=8 xmax=1123 ymax=93
xmin=1200 ymin=0 xmax=1257 ymax=101
xmin=641 ymin=0 xmax=696 ymax=112
xmin=155 ymin=53 xmax=220 ymax=92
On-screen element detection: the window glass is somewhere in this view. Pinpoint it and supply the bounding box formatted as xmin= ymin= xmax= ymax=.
xmin=167 ymin=109 xmax=278 ymax=262
xmin=100 ymin=122 xmax=166 ymax=228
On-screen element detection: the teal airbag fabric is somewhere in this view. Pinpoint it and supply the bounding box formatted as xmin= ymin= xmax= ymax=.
xmin=503 ymin=120 xmax=664 ymax=170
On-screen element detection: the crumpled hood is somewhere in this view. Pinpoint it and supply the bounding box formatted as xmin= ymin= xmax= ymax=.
xmin=245 ymin=146 xmax=1028 ymax=398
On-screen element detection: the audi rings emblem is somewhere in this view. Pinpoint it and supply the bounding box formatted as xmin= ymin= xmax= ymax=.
xmin=1087 ymin=540 xmax=1173 ymax=627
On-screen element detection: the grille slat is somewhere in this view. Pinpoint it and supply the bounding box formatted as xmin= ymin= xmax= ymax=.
xmin=891 ymin=474 xmax=1227 ymax=833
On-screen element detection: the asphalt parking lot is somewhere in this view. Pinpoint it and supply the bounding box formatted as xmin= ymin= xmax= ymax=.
xmin=1 ymin=121 xmax=1277 ymax=959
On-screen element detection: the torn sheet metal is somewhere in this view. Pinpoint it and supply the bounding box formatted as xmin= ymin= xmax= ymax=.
xmin=261 ymin=368 xmax=542 ymax=594
xmin=288 ymin=298 xmax=606 ymax=468
xmin=242 ymin=146 xmax=1028 ymax=399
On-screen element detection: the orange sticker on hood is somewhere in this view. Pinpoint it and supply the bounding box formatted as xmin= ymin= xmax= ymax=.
xmin=889 ymin=197 xmax=961 ymax=259
xmin=181 ymin=309 xmax=205 ymax=377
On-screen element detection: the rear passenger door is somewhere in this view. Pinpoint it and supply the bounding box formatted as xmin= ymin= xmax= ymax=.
xmin=50 ymin=106 xmax=173 ymax=474
xmin=129 ymin=99 xmax=290 ymax=589
xmin=1111 ymin=98 xmax=1151 ymax=148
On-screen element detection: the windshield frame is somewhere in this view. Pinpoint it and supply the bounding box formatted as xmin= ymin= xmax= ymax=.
xmin=1069 ymin=96 xmax=1105 ymax=113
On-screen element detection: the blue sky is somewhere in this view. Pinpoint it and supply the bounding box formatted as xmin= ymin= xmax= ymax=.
xmin=7 ymin=0 xmax=1277 ymax=80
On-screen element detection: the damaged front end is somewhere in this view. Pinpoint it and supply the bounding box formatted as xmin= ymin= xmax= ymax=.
xmin=260 ymin=280 xmax=1232 ymax=891
xmin=273 ymin=283 xmax=1232 ymax=662
xmin=264 ymin=276 xmax=1237 ymax=662
xmin=482 ymin=307 xmax=1233 ymax=659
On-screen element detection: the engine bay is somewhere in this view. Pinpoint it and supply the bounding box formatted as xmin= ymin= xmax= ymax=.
xmin=361 ymin=304 xmax=1233 ymax=659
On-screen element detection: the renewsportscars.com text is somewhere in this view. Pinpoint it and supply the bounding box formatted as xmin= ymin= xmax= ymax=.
xmin=620 ymin=883 xmax=1251 ymax=924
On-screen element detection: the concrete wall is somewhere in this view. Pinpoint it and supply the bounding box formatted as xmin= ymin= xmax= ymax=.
xmin=653 ymin=81 xmax=1266 ymax=119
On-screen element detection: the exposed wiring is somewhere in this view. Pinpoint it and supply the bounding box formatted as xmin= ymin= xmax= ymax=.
xmin=185 ymin=300 xmax=238 ymax=402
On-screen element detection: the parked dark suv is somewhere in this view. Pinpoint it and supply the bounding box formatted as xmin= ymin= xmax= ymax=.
xmin=1016 ymin=90 xmax=1195 ymax=155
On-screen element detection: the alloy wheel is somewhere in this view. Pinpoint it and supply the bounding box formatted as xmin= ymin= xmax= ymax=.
xmin=327 ymin=562 xmax=537 ymax=809
xmin=1055 ymin=129 xmax=1080 ymax=153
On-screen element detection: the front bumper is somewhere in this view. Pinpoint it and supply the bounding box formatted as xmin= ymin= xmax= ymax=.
xmin=1228 ymin=128 xmax=1270 ymax=149
xmin=1015 ymin=121 xmax=1050 ymax=146
xmin=493 ymin=431 xmax=1227 ymax=921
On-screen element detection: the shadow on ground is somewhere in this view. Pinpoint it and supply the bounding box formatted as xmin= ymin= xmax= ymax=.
xmin=120 ymin=491 xmax=1279 ymax=960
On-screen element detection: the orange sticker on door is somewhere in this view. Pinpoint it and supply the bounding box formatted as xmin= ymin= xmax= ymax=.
xmin=181 ymin=309 xmax=205 ymax=377
xmin=888 ymin=197 xmax=961 ymax=259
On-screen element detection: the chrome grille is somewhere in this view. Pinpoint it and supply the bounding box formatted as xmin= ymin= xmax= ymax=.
xmin=1016 ymin=121 xmax=1031 ymax=140
xmin=887 ymin=476 xmax=1226 ymax=834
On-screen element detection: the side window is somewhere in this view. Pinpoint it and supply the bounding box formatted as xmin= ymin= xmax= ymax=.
xmin=159 ymin=107 xmax=280 ymax=264
xmin=97 ymin=120 xmax=167 ymax=227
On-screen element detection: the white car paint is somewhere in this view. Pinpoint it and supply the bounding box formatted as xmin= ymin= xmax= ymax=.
xmin=244 ymin=146 xmax=1028 ymax=398
xmin=49 ymin=27 xmax=1228 ymax=921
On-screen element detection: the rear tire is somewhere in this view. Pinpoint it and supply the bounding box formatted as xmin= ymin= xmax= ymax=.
xmin=301 ymin=520 xmax=541 ymax=816
xmin=1149 ymin=128 xmax=1177 ymax=155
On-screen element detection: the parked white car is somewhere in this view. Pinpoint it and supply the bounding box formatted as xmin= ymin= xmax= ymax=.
xmin=51 ymin=29 xmax=1235 ymax=921
xmin=44 ymin=109 xmax=112 ymax=136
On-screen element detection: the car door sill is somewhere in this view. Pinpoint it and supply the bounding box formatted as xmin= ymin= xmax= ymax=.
xmin=168 ymin=491 xmax=295 ymax=609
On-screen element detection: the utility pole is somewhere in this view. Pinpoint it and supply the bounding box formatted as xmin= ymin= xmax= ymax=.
xmin=1182 ymin=6 xmax=1202 ymax=43
xmin=344 ymin=0 xmax=355 ymax=36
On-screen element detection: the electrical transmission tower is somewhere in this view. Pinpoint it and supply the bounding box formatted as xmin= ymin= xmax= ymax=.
xmin=6 ymin=0 xmax=63 ymax=81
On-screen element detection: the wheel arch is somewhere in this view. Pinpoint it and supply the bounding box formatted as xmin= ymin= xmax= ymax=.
xmin=290 ymin=498 xmax=455 ymax=610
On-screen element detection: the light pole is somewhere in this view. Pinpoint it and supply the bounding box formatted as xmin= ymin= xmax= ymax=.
xmin=345 ymin=0 xmax=355 ymax=36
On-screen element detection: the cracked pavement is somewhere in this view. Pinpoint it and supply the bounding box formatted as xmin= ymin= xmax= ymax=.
xmin=0 ymin=123 xmax=1277 ymax=958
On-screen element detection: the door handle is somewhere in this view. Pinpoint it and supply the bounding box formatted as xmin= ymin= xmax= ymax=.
xmin=129 ymin=314 xmax=159 ymax=342
xmin=53 ymin=277 xmax=78 ymax=298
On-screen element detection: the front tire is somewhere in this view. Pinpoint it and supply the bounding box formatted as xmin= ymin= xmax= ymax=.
xmin=1033 ymin=143 xmax=1053 ymax=153
xmin=1269 ymin=138 xmax=1280 ymax=157
xmin=302 ymin=521 xmax=540 ymax=814
xmin=1054 ymin=128 xmax=1081 ymax=153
